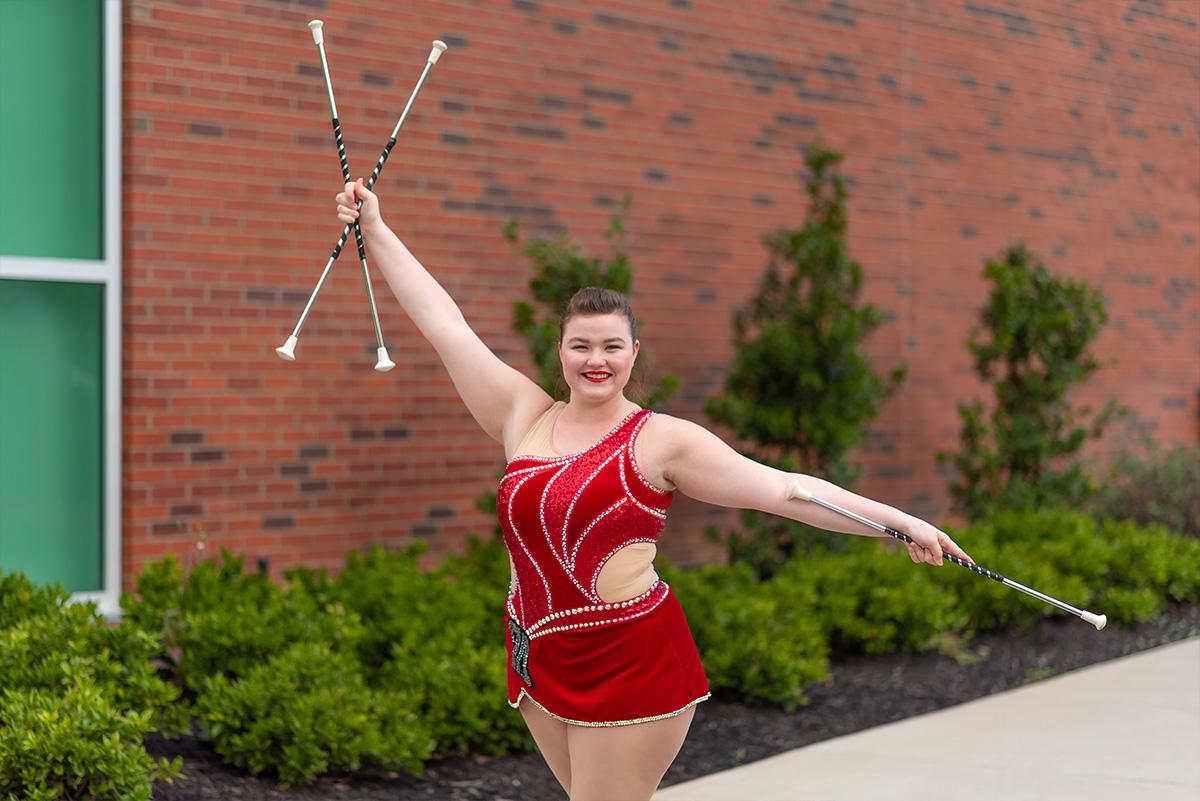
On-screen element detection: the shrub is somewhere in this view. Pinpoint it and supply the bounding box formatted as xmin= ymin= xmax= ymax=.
xmin=781 ymin=540 xmax=965 ymax=655
xmin=0 ymin=572 xmax=64 ymax=631
xmin=935 ymin=508 xmax=1200 ymax=630
xmin=705 ymin=142 xmax=905 ymax=577
xmin=123 ymin=548 xmax=365 ymax=688
xmin=0 ymin=680 xmax=183 ymax=801
xmin=0 ymin=601 xmax=188 ymax=736
xmin=0 ymin=572 xmax=186 ymax=800
xmin=292 ymin=540 xmax=530 ymax=757
xmin=936 ymin=242 xmax=1126 ymax=519
xmin=659 ymin=560 xmax=829 ymax=711
xmin=126 ymin=539 xmax=532 ymax=784
xmin=195 ymin=642 xmax=432 ymax=786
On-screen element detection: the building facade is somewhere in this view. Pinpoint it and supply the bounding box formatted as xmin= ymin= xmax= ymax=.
xmin=1 ymin=0 xmax=1197 ymax=614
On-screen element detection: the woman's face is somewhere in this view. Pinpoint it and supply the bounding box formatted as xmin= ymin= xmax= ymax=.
xmin=559 ymin=312 xmax=639 ymax=402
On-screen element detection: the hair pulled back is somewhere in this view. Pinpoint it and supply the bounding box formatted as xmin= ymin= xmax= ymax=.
xmin=558 ymin=287 xmax=637 ymax=343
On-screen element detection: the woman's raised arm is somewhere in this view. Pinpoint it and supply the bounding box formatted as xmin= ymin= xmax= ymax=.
xmin=337 ymin=179 xmax=552 ymax=449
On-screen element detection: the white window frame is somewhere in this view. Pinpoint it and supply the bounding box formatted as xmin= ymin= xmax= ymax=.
xmin=0 ymin=0 xmax=122 ymax=618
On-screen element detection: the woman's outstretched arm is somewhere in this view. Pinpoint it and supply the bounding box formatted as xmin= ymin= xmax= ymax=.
xmin=337 ymin=179 xmax=552 ymax=449
xmin=650 ymin=415 xmax=972 ymax=566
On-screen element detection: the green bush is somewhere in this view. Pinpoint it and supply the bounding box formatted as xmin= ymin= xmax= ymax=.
xmin=0 ymin=680 xmax=182 ymax=801
xmin=659 ymin=560 xmax=829 ymax=711
xmin=699 ymin=505 xmax=1200 ymax=686
xmin=705 ymin=142 xmax=905 ymax=577
xmin=0 ymin=572 xmax=186 ymax=800
xmin=0 ymin=602 xmax=187 ymax=736
xmin=107 ymin=506 xmax=1198 ymax=789
xmin=292 ymin=540 xmax=530 ymax=757
xmin=0 ymin=572 xmax=64 ymax=631
xmin=196 ymin=642 xmax=432 ymax=786
xmin=936 ymin=242 xmax=1126 ymax=519
xmin=123 ymin=549 xmax=365 ymax=688
xmin=124 ymin=537 xmax=529 ymax=785
xmin=1090 ymin=443 xmax=1199 ymax=539
xmin=950 ymin=508 xmax=1200 ymax=628
xmin=781 ymin=541 xmax=965 ymax=655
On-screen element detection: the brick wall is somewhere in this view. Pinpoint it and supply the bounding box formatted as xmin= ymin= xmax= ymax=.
xmin=122 ymin=0 xmax=1200 ymax=586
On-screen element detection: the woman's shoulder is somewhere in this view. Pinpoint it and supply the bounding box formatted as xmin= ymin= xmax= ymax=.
xmin=642 ymin=409 xmax=704 ymax=429
xmin=637 ymin=411 xmax=710 ymax=452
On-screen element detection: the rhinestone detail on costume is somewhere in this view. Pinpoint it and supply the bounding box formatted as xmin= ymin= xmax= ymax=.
xmin=498 ymin=409 xmax=674 ymax=636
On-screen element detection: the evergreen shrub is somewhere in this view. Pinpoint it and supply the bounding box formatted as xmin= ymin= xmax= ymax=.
xmin=122 ymin=538 xmax=528 ymax=785
xmin=0 ymin=572 xmax=185 ymax=800
xmin=195 ymin=641 xmax=431 ymax=786
xmin=124 ymin=549 xmax=364 ymax=688
xmin=659 ymin=560 xmax=829 ymax=711
xmin=291 ymin=540 xmax=529 ymax=757
xmin=937 ymin=242 xmax=1126 ymax=519
xmin=102 ymin=507 xmax=1199 ymax=787
xmin=0 ymin=680 xmax=182 ymax=801
xmin=705 ymin=143 xmax=904 ymax=576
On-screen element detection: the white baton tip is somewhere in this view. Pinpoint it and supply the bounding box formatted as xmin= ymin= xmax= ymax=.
xmin=1082 ymin=611 xmax=1107 ymax=631
xmin=429 ymin=40 xmax=447 ymax=64
xmin=786 ymin=481 xmax=812 ymax=501
xmin=374 ymin=347 xmax=396 ymax=373
xmin=308 ymin=19 xmax=324 ymax=45
xmin=275 ymin=335 xmax=298 ymax=361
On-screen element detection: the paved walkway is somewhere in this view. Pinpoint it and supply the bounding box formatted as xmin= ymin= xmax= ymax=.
xmin=654 ymin=637 xmax=1199 ymax=801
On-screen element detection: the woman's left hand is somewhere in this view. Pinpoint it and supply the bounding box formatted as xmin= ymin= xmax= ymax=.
xmin=900 ymin=515 xmax=973 ymax=566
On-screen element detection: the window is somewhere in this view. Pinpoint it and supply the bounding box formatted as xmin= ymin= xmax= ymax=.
xmin=0 ymin=0 xmax=121 ymax=616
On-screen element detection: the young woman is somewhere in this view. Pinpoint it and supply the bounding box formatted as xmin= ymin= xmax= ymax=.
xmin=335 ymin=178 xmax=974 ymax=801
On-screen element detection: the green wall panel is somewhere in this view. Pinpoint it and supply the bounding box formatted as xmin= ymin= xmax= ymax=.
xmin=0 ymin=0 xmax=104 ymax=259
xmin=0 ymin=279 xmax=104 ymax=592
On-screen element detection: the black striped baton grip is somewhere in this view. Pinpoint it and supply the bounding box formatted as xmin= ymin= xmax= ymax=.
xmin=331 ymin=117 xmax=369 ymax=264
xmin=784 ymin=481 xmax=1107 ymax=630
xmin=328 ymin=138 xmax=395 ymax=262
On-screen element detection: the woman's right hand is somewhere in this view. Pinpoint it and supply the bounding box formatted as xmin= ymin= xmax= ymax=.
xmin=336 ymin=178 xmax=382 ymax=233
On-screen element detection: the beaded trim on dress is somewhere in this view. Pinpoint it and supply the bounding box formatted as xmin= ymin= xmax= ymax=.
xmin=509 ymin=687 xmax=712 ymax=728
xmin=505 ymin=579 xmax=669 ymax=639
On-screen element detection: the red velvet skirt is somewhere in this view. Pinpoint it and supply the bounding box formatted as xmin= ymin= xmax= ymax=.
xmin=505 ymin=586 xmax=711 ymax=726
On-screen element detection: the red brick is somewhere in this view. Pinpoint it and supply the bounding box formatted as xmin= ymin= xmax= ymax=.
xmin=120 ymin=0 xmax=1200 ymax=587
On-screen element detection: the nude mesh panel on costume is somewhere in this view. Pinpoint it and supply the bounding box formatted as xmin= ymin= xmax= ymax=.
xmin=509 ymin=401 xmax=662 ymax=604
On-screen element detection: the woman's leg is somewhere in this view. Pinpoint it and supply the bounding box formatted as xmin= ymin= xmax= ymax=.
xmin=565 ymin=705 xmax=697 ymax=801
xmin=518 ymin=697 xmax=572 ymax=797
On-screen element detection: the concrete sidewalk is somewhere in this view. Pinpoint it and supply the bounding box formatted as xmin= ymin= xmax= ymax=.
xmin=654 ymin=637 xmax=1199 ymax=801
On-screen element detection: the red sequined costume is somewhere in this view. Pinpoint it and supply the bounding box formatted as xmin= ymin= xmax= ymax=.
xmin=499 ymin=407 xmax=711 ymax=726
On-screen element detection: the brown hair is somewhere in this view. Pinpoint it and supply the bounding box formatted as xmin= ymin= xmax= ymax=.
xmin=556 ymin=287 xmax=647 ymax=402
xmin=558 ymin=287 xmax=637 ymax=343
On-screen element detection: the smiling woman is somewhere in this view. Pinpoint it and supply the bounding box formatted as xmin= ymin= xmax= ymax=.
xmin=333 ymin=180 xmax=975 ymax=801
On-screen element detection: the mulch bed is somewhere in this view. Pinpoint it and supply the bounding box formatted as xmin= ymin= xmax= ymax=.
xmin=147 ymin=602 xmax=1200 ymax=800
